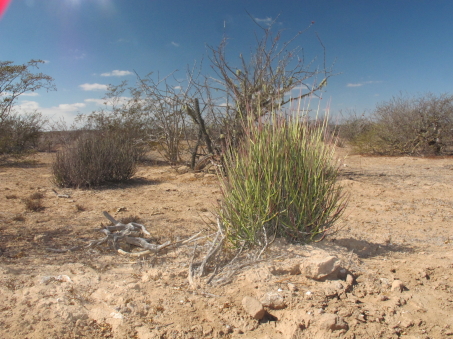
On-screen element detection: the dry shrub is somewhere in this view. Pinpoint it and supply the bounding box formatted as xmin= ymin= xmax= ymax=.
xmin=343 ymin=93 xmax=453 ymax=155
xmin=23 ymin=198 xmax=44 ymax=212
xmin=52 ymin=131 xmax=146 ymax=188
xmin=75 ymin=204 xmax=86 ymax=212
xmin=29 ymin=192 xmax=44 ymax=200
xmin=12 ymin=214 xmax=25 ymax=222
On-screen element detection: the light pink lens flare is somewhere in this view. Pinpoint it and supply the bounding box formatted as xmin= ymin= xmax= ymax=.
xmin=0 ymin=0 xmax=11 ymax=19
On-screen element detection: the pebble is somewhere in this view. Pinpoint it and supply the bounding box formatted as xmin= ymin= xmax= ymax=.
xmin=242 ymin=296 xmax=265 ymax=320
xmin=287 ymin=283 xmax=298 ymax=292
xmin=346 ymin=274 xmax=355 ymax=286
xmin=391 ymin=280 xmax=405 ymax=292
xmin=318 ymin=313 xmax=349 ymax=331
xmin=260 ymin=292 xmax=286 ymax=310
xmin=300 ymin=255 xmax=341 ymax=280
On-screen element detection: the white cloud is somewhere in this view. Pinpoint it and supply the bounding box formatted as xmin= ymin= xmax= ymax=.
xmin=347 ymin=83 xmax=363 ymax=87
xmin=254 ymin=16 xmax=273 ymax=26
xmin=347 ymin=80 xmax=381 ymax=88
xmin=85 ymin=98 xmax=106 ymax=105
xmin=171 ymin=41 xmax=180 ymax=47
xmin=14 ymin=100 xmax=86 ymax=122
xmin=174 ymin=86 xmax=181 ymax=90
xmin=79 ymin=83 xmax=108 ymax=91
xmin=1 ymin=91 xmax=39 ymax=97
xmin=85 ymin=96 xmax=131 ymax=106
xmin=21 ymin=92 xmax=39 ymax=97
xmin=101 ymin=70 xmax=133 ymax=77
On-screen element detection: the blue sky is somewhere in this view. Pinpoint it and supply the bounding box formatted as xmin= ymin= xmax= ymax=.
xmin=1 ymin=0 xmax=453 ymax=124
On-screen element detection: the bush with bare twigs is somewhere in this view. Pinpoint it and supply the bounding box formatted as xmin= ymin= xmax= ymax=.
xmin=52 ymin=131 xmax=146 ymax=188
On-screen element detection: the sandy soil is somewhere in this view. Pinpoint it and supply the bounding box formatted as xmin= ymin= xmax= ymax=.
xmin=1 ymin=149 xmax=453 ymax=339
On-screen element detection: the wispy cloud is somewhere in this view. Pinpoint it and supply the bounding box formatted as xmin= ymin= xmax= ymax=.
xmin=101 ymin=70 xmax=133 ymax=77
xmin=347 ymin=80 xmax=382 ymax=88
xmin=79 ymin=83 xmax=108 ymax=91
xmin=85 ymin=96 xmax=131 ymax=106
xmin=254 ymin=16 xmax=273 ymax=26
xmin=1 ymin=91 xmax=39 ymax=97
xmin=14 ymin=100 xmax=86 ymax=120
xmin=171 ymin=41 xmax=180 ymax=47
xmin=84 ymin=98 xmax=106 ymax=105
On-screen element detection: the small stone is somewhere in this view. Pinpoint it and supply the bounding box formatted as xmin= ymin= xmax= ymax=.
xmin=176 ymin=166 xmax=190 ymax=174
xmin=318 ymin=313 xmax=349 ymax=331
xmin=391 ymin=280 xmax=405 ymax=292
xmin=242 ymin=296 xmax=265 ymax=320
xmin=346 ymin=274 xmax=355 ymax=286
xmin=287 ymin=283 xmax=298 ymax=292
xmin=300 ymin=255 xmax=341 ymax=280
xmin=260 ymin=292 xmax=286 ymax=310
xmin=378 ymin=295 xmax=389 ymax=301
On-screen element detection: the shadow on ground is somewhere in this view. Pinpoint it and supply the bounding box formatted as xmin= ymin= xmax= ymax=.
xmin=325 ymin=237 xmax=413 ymax=258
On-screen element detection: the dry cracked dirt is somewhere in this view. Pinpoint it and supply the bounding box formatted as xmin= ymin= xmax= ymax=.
xmin=1 ymin=148 xmax=453 ymax=339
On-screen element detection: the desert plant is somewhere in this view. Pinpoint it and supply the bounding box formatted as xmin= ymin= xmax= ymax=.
xmin=23 ymin=191 xmax=45 ymax=211
xmin=218 ymin=108 xmax=347 ymax=248
xmin=52 ymin=131 xmax=146 ymax=188
xmin=29 ymin=192 xmax=44 ymax=200
xmin=12 ymin=214 xmax=25 ymax=222
xmin=0 ymin=60 xmax=55 ymax=157
xmin=366 ymin=93 xmax=453 ymax=155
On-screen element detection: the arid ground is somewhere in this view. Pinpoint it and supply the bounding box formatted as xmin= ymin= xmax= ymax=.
xmin=1 ymin=148 xmax=453 ymax=339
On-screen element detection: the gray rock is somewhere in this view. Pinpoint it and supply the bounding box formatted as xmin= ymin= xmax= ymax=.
xmin=318 ymin=313 xmax=349 ymax=331
xmin=300 ymin=255 xmax=341 ymax=280
xmin=242 ymin=296 xmax=265 ymax=320
xmin=260 ymin=292 xmax=286 ymax=310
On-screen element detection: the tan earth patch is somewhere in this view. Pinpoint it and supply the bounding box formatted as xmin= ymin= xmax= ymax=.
xmin=1 ymin=149 xmax=453 ymax=338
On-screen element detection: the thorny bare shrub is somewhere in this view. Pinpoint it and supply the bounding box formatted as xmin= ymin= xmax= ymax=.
xmin=52 ymin=131 xmax=146 ymax=188
xmin=372 ymin=93 xmax=453 ymax=155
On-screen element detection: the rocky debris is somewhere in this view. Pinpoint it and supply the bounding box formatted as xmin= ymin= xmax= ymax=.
xmin=391 ymin=280 xmax=405 ymax=292
xmin=260 ymin=292 xmax=287 ymax=310
xmin=176 ymin=166 xmax=190 ymax=174
xmin=242 ymin=296 xmax=265 ymax=320
xmin=318 ymin=313 xmax=349 ymax=331
xmin=287 ymin=283 xmax=298 ymax=292
xmin=270 ymin=259 xmax=301 ymax=275
xmin=346 ymin=273 xmax=355 ymax=286
xmin=245 ymin=267 xmax=273 ymax=283
xmin=300 ymin=255 xmax=341 ymax=280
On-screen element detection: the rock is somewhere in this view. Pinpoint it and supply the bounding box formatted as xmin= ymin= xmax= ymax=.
xmin=176 ymin=166 xmax=190 ymax=174
xmin=346 ymin=274 xmax=355 ymax=286
xmin=260 ymin=292 xmax=286 ymax=310
xmin=242 ymin=296 xmax=265 ymax=320
xmin=270 ymin=259 xmax=301 ymax=275
xmin=287 ymin=283 xmax=298 ymax=292
xmin=318 ymin=313 xmax=349 ymax=331
xmin=391 ymin=280 xmax=405 ymax=292
xmin=245 ymin=267 xmax=273 ymax=283
xmin=300 ymin=255 xmax=341 ymax=280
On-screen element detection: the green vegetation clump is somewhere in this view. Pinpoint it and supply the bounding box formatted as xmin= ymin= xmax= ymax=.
xmin=52 ymin=132 xmax=145 ymax=188
xmin=218 ymin=112 xmax=348 ymax=248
